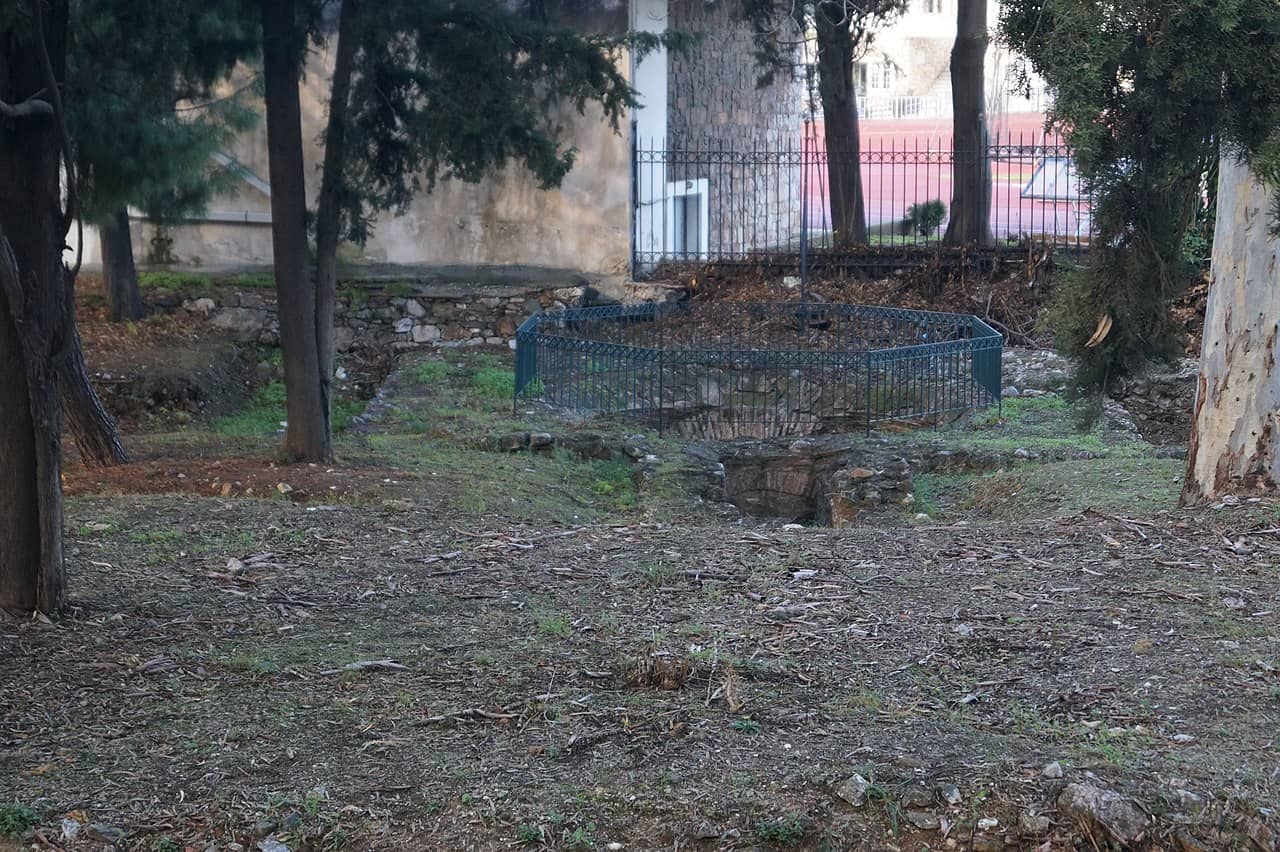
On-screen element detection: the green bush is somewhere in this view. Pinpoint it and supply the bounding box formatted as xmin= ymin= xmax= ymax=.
xmin=0 ymin=803 xmax=38 ymax=839
xmin=906 ymin=199 xmax=946 ymax=236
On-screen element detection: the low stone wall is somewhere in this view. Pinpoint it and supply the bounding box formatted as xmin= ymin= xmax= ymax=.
xmin=184 ymin=275 xmax=683 ymax=352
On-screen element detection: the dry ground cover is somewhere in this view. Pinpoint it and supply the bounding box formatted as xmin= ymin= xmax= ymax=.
xmin=2 ymin=341 xmax=1278 ymax=852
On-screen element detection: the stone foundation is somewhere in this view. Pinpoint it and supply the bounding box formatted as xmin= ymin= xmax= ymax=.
xmin=183 ymin=274 xmax=684 ymax=351
xmin=720 ymin=437 xmax=914 ymax=525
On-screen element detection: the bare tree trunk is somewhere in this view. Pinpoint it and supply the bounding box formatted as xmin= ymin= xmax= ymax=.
xmin=61 ymin=321 xmax=128 ymax=466
xmin=261 ymin=0 xmax=330 ymax=462
xmin=943 ymin=0 xmax=992 ymax=246
xmin=313 ymin=0 xmax=359 ymax=442
xmin=0 ymin=247 xmax=42 ymax=612
xmin=0 ymin=1 xmax=70 ymax=613
xmin=99 ymin=208 xmax=144 ymax=322
xmin=1182 ymin=157 xmax=1280 ymax=504
xmin=815 ymin=3 xmax=868 ymax=247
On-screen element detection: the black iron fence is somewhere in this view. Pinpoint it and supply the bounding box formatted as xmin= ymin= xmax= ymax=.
xmin=515 ymin=301 xmax=1002 ymax=438
xmin=632 ymin=132 xmax=1090 ymax=275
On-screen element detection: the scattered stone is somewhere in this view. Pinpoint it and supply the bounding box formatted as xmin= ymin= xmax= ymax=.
xmin=937 ymin=783 xmax=962 ymax=805
xmin=61 ymin=819 xmax=81 ymax=840
xmin=257 ymin=838 xmax=290 ymax=852
xmin=1172 ymin=830 xmax=1210 ymax=852
xmin=977 ymin=817 xmax=999 ymax=831
xmin=1057 ymin=782 xmax=1150 ymax=845
xmin=835 ymin=773 xmax=870 ymax=807
xmin=693 ymin=821 xmax=720 ymax=840
xmin=970 ymin=836 xmax=1002 ymax=852
xmin=900 ymin=786 xmax=933 ymax=808
xmin=211 ymin=307 xmax=269 ymax=339
xmin=1019 ymin=813 xmax=1051 ymax=834
xmin=558 ymin=433 xmax=612 ymax=460
xmin=1013 ymin=447 xmax=1031 ymax=459
xmin=85 ymin=824 xmax=125 ymax=844
xmin=187 ymin=296 xmax=216 ymax=316
xmin=906 ymin=810 xmax=941 ymax=830
xmin=1040 ymin=761 xmax=1064 ymax=779
xmin=605 ymin=843 xmax=623 ymax=851
xmin=393 ymin=317 xmax=414 ymax=334
xmin=1172 ymin=789 xmax=1204 ymax=814
xmin=412 ymin=324 xmax=441 ymax=343
xmin=253 ymin=819 xmax=278 ymax=838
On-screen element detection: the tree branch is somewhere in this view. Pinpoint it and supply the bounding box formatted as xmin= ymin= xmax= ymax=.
xmin=0 ymin=89 xmax=54 ymax=119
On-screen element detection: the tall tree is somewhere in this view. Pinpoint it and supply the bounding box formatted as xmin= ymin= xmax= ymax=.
xmin=1182 ymin=157 xmax=1280 ymax=502
xmin=1001 ymin=0 xmax=1280 ymax=390
xmin=261 ymin=0 xmax=329 ymax=462
xmin=266 ymin=0 xmax=673 ymax=462
xmin=68 ymin=0 xmax=259 ymax=322
xmin=0 ymin=0 xmax=72 ymax=612
xmin=745 ymin=0 xmax=905 ymax=247
xmin=813 ymin=2 xmax=868 ymax=246
xmin=943 ymin=0 xmax=991 ymax=246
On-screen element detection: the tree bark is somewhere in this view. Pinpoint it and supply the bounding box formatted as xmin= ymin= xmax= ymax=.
xmin=61 ymin=321 xmax=129 ymax=466
xmin=99 ymin=208 xmax=144 ymax=322
xmin=1181 ymin=157 xmax=1280 ymax=504
xmin=313 ymin=0 xmax=360 ymax=445
xmin=943 ymin=0 xmax=992 ymax=246
xmin=0 ymin=1 xmax=70 ymax=613
xmin=814 ymin=3 xmax=868 ymax=247
xmin=261 ymin=0 xmax=330 ymax=462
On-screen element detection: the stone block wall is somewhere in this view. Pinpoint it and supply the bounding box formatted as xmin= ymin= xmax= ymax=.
xmin=190 ymin=276 xmax=683 ymax=352
xmin=666 ymin=0 xmax=803 ymax=255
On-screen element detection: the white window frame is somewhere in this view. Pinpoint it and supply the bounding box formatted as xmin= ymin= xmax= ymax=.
xmin=664 ymin=178 xmax=709 ymax=261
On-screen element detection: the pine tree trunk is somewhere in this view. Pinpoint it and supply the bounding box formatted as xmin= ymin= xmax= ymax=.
xmin=1182 ymin=157 xmax=1280 ymax=504
xmin=815 ymin=3 xmax=868 ymax=247
xmin=313 ymin=0 xmax=359 ymax=439
xmin=261 ymin=0 xmax=330 ymax=462
xmin=943 ymin=0 xmax=992 ymax=246
xmin=61 ymin=321 xmax=129 ymax=466
xmin=99 ymin=208 xmax=144 ymax=322
xmin=0 ymin=1 xmax=70 ymax=613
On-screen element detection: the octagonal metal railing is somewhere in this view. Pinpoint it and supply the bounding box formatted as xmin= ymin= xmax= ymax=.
xmin=514 ymin=301 xmax=1001 ymax=437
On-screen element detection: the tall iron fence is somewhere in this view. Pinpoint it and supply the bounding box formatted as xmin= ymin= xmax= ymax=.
xmin=515 ymin=301 xmax=1002 ymax=438
xmin=632 ymin=132 xmax=1089 ymax=275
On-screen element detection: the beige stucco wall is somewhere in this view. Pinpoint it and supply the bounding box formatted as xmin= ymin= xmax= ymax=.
xmin=101 ymin=35 xmax=633 ymax=275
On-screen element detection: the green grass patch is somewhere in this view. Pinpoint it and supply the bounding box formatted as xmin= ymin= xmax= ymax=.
xmin=470 ymin=367 xmax=516 ymax=400
xmin=911 ymin=472 xmax=973 ymax=517
xmin=219 ymin=273 xmax=275 ymax=289
xmin=411 ymin=361 xmax=454 ymax=385
xmin=214 ymin=381 xmax=365 ymax=437
xmin=968 ymin=457 xmax=1183 ymax=518
xmin=139 ymin=270 xmax=211 ymax=292
xmin=214 ymin=381 xmax=288 ymax=436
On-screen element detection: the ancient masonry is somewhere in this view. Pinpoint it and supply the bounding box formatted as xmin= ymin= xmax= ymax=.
xmin=188 ymin=278 xmax=679 ymax=351
xmin=666 ymin=0 xmax=803 ymax=254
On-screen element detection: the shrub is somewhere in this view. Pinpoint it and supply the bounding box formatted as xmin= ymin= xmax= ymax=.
xmin=906 ymin=199 xmax=946 ymax=236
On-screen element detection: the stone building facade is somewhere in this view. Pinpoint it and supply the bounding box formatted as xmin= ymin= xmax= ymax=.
xmin=661 ymin=0 xmax=803 ymax=258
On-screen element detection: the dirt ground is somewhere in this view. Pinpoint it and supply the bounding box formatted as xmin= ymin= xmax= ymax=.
xmin=1 ymin=291 xmax=1277 ymax=852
